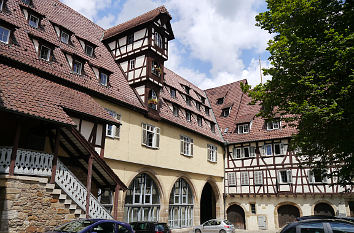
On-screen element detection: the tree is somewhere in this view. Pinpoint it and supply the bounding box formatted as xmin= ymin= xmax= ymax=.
xmin=243 ymin=0 xmax=354 ymax=185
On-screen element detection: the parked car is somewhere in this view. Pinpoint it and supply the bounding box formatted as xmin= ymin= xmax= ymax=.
xmin=193 ymin=219 xmax=235 ymax=233
xmin=46 ymin=219 xmax=134 ymax=233
xmin=280 ymin=219 xmax=354 ymax=233
xmin=129 ymin=221 xmax=171 ymax=233
xmin=296 ymin=215 xmax=337 ymax=221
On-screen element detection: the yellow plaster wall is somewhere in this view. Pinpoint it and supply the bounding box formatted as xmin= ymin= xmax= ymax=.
xmin=94 ymin=98 xmax=224 ymax=178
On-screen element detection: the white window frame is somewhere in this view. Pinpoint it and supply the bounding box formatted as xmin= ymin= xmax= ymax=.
xmin=228 ymin=172 xmax=236 ymax=186
xmin=232 ymin=147 xmax=242 ymax=159
xmin=207 ymin=144 xmax=217 ymax=162
xmin=238 ymin=123 xmax=249 ymax=134
xmin=142 ymin=123 xmax=160 ymax=149
xmin=222 ymin=107 xmax=230 ymax=117
xmin=29 ymin=14 xmax=39 ymax=28
xmin=240 ymin=172 xmax=249 ymax=186
xmin=99 ymin=72 xmax=108 ymax=86
xmin=39 ymin=45 xmax=50 ymax=61
xmin=278 ymin=170 xmax=293 ymax=184
xmin=308 ymin=170 xmax=327 ymax=184
xmin=129 ymin=59 xmax=135 ymax=70
xmin=155 ymin=32 xmax=163 ymax=48
xmin=254 ymin=171 xmax=263 ymax=185
xmin=267 ymin=120 xmax=280 ymax=130
xmin=0 ymin=26 xmax=10 ymax=44
xmin=60 ymin=30 xmax=69 ymax=44
xmin=106 ymin=109 xmax=121 ymax=139
xmin=72 ymin=60 xmax=82 ymax=75
xmin=180 ymin=135 xmax=193 ymax=156
xmin=85 ymin=44 xmax=94 ymax=56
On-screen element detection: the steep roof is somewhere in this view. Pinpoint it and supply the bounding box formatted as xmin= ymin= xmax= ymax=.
xmin=103 ymin=6 xmax=172 ymax=40
xmin=205 ymin=81 xmax=297 ymax=143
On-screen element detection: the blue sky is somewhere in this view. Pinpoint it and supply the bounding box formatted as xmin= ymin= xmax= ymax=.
xmin=61 ymin=0 xmax=272 ymax=89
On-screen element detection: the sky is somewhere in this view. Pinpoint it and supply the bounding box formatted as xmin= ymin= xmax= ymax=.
xmin=61 ymin=0 xmax=272 ymax=89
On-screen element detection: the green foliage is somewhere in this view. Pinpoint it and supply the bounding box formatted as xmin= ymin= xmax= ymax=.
xmin=245 ymin=0 xmax=354 ymax=185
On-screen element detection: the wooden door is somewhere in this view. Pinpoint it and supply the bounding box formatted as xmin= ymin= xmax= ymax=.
xmin=349 ymin=201 xmax=354 ymax=217
xmin=227 ymin=205 xmax=245 ymax=229
xmin=278 ymin=205 xmax=300 ymax=228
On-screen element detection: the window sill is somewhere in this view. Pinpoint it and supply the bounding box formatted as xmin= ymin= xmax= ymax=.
xmin=208 ymin=159 xmax=217 ymax=163
xmin=142 ymin=144 xmax=159 ymax=150
xmin=106 ymin=135 xmax=119 ymax=140
xmin=181 ymin=153 xmax=193 ymax=157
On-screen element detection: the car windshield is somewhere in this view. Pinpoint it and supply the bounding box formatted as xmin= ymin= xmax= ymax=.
xmin=223 ymin=220 xmax=232 ymax=225
xmin=54 ymin=220 xmax=95 ymax=232
xmin=155 ymin=224 xmax=167 ymax=231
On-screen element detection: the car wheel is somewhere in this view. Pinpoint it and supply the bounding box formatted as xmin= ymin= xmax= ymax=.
xmin=220 ymin=230 xmax=226 ymax=233
xmin=195 ymin=229 xmax=201 ymax=233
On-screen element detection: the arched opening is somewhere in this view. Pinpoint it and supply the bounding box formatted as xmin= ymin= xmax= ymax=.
xmin=226 ymin=204 xmax=245 ymax=229
xmin=168 ymin=178 xmax=194 ymax=229
xmin=314 ymin=203 xmax=335 ymax=216
xmin=124 ymin=173 xmax=160 ymax=222
xmin=200 ymin=182 xmax=216 ymax=224
xmin=277 ymin=205 xmax=300 ymax=228
xmin=350 ymin=201 xmax=354 ymax=217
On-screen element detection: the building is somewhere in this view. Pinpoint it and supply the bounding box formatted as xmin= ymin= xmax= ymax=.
xmin=0 ymin=0 xmax=353 ymax=232
xmin=206 ymin=80 xmax=354 ymax=231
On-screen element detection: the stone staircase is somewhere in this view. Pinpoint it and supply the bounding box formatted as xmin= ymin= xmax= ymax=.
xmin=45 ymin=183 xmax=86 ymax=219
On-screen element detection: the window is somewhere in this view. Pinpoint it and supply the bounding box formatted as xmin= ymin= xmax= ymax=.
xmin=222 ymin=107 xmax=230 ymax=117
xmin=72 ymin=60 xmax=82 ymax=75
xmin=210 ymin=123 xmax=215 ymax=133
xmin=232 ymin=146 xmax=255 ymax=159
xmin=201 ymin=97 xmax=206 ymax=104
xmin=39 ymin=45 xmax=50 ymax=61
xmin=173 ymin=105 xmax=179 ymax=117
xmin=85 ymin=44 xmax=93 ymax=57
xmin=237 ymin=123 xmax=250 ymax=134
xmin=240 ymin=172 xmax=249 ymax=185
xmin=127 ymin=34 xmax=134 ymax=44
xmin=263 ymin=144 xmax=272 ymax=156
xmin=216 ymin=97 xmax=224 ymax=105
xmin=250 ymin=204 xmax=256 ymax=214
xmin=266 ymin=120 xmax=280 ymax=130
xmin=22 ymin=0 xmax=32 ymax=5
xmin=186 ymin=111 xmax=191 ymax=122
xmin=142 ymin=123 xmax=160 ymax=149
xmin=308 ymin=170 xmax=327 ymax=183
xmin=168 ymin=178 xmax=193 ymax=228
xmin=228 ymin=172 xmax=236 ymax=186
xmin=180 ymin=135 xmax=193 ymax=156
xmin=106 ymin=109 xmax=121 ymax=138
xmin=207 ymin=144 xmax=217 ymax=162
xmin=224 ymin=127 xmax=229 ymax=133
xmin=278 ymin=170 xmax=292 ymax=184
xmin=232 ymin=147 xmax=242 ymax=159
xmin=254 ymin=171 xmax=263 ymax=185
xmin=155 ymin=32 xmax=163 ymax=49
xmin=148 ymin=90 xmax=158 ymax=110
xmin=0 ymin=26 xmax=10 ymax=44
xmin=197 ymin=116 xmax=203 ymax=127
xmin=184 ymin=86 xmax=190 ymax=95
xmin=205 ymin=107 xmax=209 ymax=116
xmin=129 ymin=59 xmax=135 ymax=70
xmin=60 ymin=31 xmax=69 ymax=44
xmin=124 ymin=173 xmax=160 ymax=222
xmin=196 ymin=102 xmax=201 ymax=111
xmin=274 ymin=143 xmax=284 ymax=155
xmin=170 ymin=88 xmax=176 ymax=98
xmin=186 ymin=96 xmax=191 ymax=106
xmin=29 ymin=14 xmax=39 ymax=28
xmin=99 ymin=72 xmax=108 ymax=86
xmin=152 ymin=61 xmax=161 ymax=77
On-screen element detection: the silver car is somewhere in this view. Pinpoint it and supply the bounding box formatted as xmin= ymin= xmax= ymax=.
xmin=193 ymin=219 xmax=235 ymax=233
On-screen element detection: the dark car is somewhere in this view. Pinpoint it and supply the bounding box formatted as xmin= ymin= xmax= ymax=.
xmin=129 ymin=222 xmax=171 ymax=233
xmin=280 ymin=219 xmax=354 ymax=233
xmin=46 ymin=219 xmax=134 ymax=233
xmin=296 ymin=215 xmax=337 ymax=221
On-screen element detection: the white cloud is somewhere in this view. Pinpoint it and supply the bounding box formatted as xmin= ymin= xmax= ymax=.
xmin=96 ymin=14 xmax=116 ymax=29
xmin=61 ymin=0 xmax=113 ymax=20
xmin=241 ymin=58 xmax=271 ymax=88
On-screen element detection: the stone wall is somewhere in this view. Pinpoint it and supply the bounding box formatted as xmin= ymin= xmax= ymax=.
xmin=0 ymin=175 xmax=75 ymax=233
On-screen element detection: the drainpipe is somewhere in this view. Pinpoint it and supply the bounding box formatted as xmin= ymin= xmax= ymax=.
xmin=224 ymin=143 xmax=229 ymax=219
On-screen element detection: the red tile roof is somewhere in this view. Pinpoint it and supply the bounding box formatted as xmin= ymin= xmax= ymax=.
xmin=205 ymin=81 xmax=297 ymax=143
xmin=103 ymin=6 xmax=171 ymax=40
xmin=0 ymin=64 xmax=119 ymax=126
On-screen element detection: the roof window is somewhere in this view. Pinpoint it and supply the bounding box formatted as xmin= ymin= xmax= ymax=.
xmin=217 ymin=97 xmax=224 ymax=105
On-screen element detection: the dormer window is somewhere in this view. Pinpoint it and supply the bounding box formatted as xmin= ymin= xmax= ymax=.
xmin=28 ymin=14 xmax=39 ymax=28
xmin=151 ymin=61 xmax=161 ymax=77
xmin=127 ymin=34 xmax=134 ymax=45
xmin=197 ymin=116 xmax=203 ymax=127
xmin=186 ymin=111 xmax=191 ymax=122
xmin=173 ymin=105 xmax=179 ymax=117
xmin=170 ymin=88 xmax=176 ymax=98
xmin=205 ymin=107 xmax=210 ymax=116
xmin=39 ymin=45 xmax=50 ymax=61
xmin=60 ymin=30 xmax=69 ymax=44
xmin=201 ymin=97 xmax=206 ymax=104
xmin=211 ymin=123 xmax=216 ymax=133
xmin=238 ymin=123 xmax=249 ymax=134
xmin=99 ymin=72 xmax=108 ymax=86
xmin=155 ymin=32 xmax=163 ymax=49
xmin=22 ymin=0 xmax=32 ymax=6
xmin=73 ymin=60 xmax=82 ymax=75
xmin=266 ymin=119 xmax=280 ymax=130
xmin=196 ymin=102 xmax=201 ymax=111
xmin=222 ymin=107 xmax=230 ymax=117
xmin=0 ymin=26 xmax=10 ymax=44
xmin=184 ymin=86 xmax=190 ymax=95
xmin=85 ymin=44 xmax=94 ymax=57
xmin=186 ymin=96 xmax=191 ymax=106
xmin=217 ymin=97 xmax=224 ymax=105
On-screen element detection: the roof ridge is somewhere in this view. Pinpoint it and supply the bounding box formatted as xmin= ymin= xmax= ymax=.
xmin=204 ymin=79 xmax=246 ymax=91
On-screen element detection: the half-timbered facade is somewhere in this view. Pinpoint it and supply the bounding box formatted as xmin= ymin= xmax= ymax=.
xmin=206 ymin=81 xmax=354 ymax=231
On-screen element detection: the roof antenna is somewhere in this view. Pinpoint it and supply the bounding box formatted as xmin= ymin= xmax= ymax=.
xmin=259 ymin=56 xmax=263 ymax=84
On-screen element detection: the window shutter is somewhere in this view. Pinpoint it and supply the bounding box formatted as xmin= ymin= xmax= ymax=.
xmin=260 ymin=146 xmax=264 ymax=156
xmin=142 ymin=123 xmax=147 ymax=145
xmin=114 ymin=114 xmax=121 ymax=138
xmin=277 ymin=171 xmax=281 ymax=184
xmin=190 ymin=138 xmax=193 ymax=156
xmin=154 ymin=127 xmax=160 ymax=148
xmin=232 ymin=148 xmax=236 ymax=159
xmin=250 ymin=147 xmax=256 ymax=157
xmin=180 ymin=136 xmax=184 ymax=155
xmin=215 ymin=147 xmax=217 ymax=162
xmin=287 ymin=170 xmax=293 ymax=183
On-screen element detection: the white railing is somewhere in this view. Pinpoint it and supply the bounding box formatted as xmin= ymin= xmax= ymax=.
xmin=0 ymin=147 xmax=113 ymax=219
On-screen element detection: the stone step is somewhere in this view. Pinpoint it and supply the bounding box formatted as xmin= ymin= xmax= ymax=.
xmin=59 ymin=194 xmax=67 ymax=200
xmin=69 ymin=204 xmax=77 ymax=210
xmin=45 ymin=183 xmax=55 ymax=190
xmin=64 ymin=199 xmax=72 ymax=205
xmin=52 ymin=189 xmax=61 ymax=195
